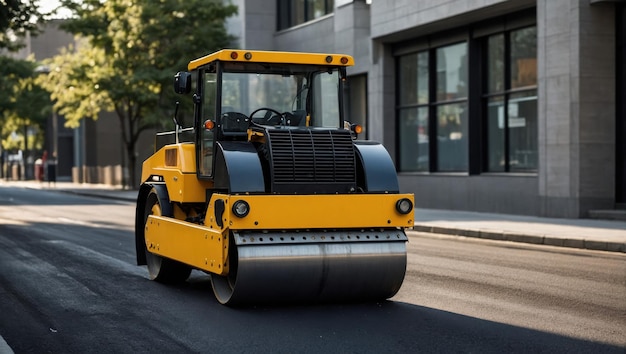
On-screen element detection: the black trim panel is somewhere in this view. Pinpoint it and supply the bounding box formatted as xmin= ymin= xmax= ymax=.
xmin=354 ymin=141 xmax=400 ymax=193
xmin=214 ymin=141 xmax=266 ymax=193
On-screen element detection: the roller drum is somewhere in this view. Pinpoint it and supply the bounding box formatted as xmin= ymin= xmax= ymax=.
xmin=211 ymin=230 xmax=408 ymax=305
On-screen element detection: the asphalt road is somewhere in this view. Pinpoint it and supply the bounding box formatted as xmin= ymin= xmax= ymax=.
xmin=0 ymin=185 xmax=624 ymax=353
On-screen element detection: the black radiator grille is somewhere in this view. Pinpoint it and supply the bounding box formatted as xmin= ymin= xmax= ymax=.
xmin=267 ymin=129 xmax=356 ymax=192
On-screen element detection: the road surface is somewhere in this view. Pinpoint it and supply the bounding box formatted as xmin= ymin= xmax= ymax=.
xmin=0 ymin=185 xmax=624 ymax=353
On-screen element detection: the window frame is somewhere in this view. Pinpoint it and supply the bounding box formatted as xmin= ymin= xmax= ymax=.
xmin=481 ymin=25 xmax=538 ymax=173
xmin=394 ymin=9 xmax=537 ymax=175
xmin=396 ymin=39 xmax=470 ymax=173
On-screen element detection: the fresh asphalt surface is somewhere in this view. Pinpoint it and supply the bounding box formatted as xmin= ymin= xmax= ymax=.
xmin=0 ymin=184 xmax=624 ymax=353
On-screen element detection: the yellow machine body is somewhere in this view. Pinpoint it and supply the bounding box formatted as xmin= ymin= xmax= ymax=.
xmin=144 ymin=189 xmax=413 ymax=275
xmin=140 ymin=143 xmax=213 ymax=203
xmin=135 ymin=49 xmax=414 ymax=305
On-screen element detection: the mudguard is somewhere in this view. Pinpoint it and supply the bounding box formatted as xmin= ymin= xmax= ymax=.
xmin=213 ymin=141 xmax=266 ymax=193
xmin=354 ymin=141 xmax=400 ymax=193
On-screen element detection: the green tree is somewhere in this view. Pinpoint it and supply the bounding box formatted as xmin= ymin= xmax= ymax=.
xmin=0 ymin=56 xmax=50 ymax=154
xmin=0 ymin=0 xmax=48 ymax=51
xmin=46 ymin=0 xmax=237 ymax=188
xmin=0 ymin=56 xmax=31 ymax=115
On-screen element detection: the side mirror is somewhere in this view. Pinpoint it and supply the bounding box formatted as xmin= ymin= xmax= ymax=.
xmin=174 ymin=71 xmax=192 ymax=94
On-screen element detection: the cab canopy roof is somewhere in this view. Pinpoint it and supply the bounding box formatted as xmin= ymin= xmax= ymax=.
xmin=188 ymin=49 xmax=354 ymax=71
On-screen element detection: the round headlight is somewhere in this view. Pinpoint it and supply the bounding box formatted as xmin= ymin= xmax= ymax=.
xmin=232 ymin=200 xmax=250 ymax=218
xmin=395 ymin=198 xmax=413 ymax=215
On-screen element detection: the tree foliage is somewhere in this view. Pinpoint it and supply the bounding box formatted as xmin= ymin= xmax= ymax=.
xmin=38 ymin=44 xmax=111 ymax=127
xmin=0 ymin=0 xmax=48 ymax=51
xmin=43 ymin=0 xmax=237 ymax=187
xmin=0 ymin=1 xmax=51 ymax=154
xmin=0 ymin=56 xmax=50 ymax=151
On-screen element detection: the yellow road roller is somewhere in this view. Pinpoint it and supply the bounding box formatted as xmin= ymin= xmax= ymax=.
xmin=135 ymin=49 xmax=414 ymax=305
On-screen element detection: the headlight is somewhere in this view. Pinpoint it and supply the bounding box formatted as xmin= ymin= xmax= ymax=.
xmin=395 ymin=198 xmax=413 ymax=214
xmin=232 ymin=200 xmax=250 ymax=218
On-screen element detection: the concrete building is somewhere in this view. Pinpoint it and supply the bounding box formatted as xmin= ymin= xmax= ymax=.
xmin=226 ymin=0 xmax=624 ymax=218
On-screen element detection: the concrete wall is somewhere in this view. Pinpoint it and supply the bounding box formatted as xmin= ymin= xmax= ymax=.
xmin=274 ymin=15 xmax=335 ymax=52
xmin=537 ymin=0 xmax=616 ymax=217
xmin=72 ymin=111 xmax=155 ymax=187
xmin=334 ymin=1 xmax=371 ymax=75
xmin=227 ymin=0 xmax=275 ymax=49
xmin=370 ymin=0 xmax=535 ymax=41
xmin=229 ymin=1 xmax=372 ymax=75
xmin=28 ymin=20 xmax=75 ymax=61
xmin=400 ymin=174 xmax=539 ymax=214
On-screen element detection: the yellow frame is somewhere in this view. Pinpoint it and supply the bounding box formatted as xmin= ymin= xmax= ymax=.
xmin=145 ymin=215 xmax=229 ymax=275
xmin=141 ymin=143 xmax=213 ymax=203
xmin=206 ymin=193 xmax=415 ymax=230
xmin=188 ymin=49 xmax=354 ymax=70
xmin=145 ymin=192 xmax=414 ymax=275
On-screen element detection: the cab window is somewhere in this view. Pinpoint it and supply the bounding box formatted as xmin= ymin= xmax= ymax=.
xmin=200 ymin=71 xmax=217 ymax=176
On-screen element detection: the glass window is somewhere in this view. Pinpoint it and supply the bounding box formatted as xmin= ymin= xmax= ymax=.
xmin=487 ymin=34 xmax=504 ymax=93
xmin=398 ymin=54 xmax=418 ymax=106
xmin=344 ymin=74 xmax=368 ymax=139
xmin=436 ymin=103 xmax=468 ymax=171
xmin=417 ymin=52 xmax=429 ymax=104
xmin=312 ymin=70 xmax=340 ymax=127
xmin=293 ymin=0 xmax=306 ymax=26
xmin=311 ymin=0 xmax=325 ymax=18
xmin=221 ymin=72 xmax=303 ymax=117
xmin=508 ymin=90 xmax=537 ymax=171
xmin=397 ymin=42 xmax=468 ymax=173
xmin=510 ymin=27 xmax=537 ymax=89
xmin=435 ymin=42 xmax=468 ymax=172
xmin=397 ymin=50 xmax=430 ymax=172
xmin=200 ymin=72 xmax=217 ymax=176
xmin=218 ymin=63 xmax=341 ymax=129
xmin=484 ymin=26 xmax=537 ymax=172
xmin=277 ymin=0 xmax=334 ymax=30
xmin=396 ymin=19 xmax=536 ymax=175
xmin=486 ymin=96 xmax=505 ymax=172
xmin=398 ymin=107 xmax=429 ymax=172
xmin=436 ymin=42 xmax=468 ymax=101
xmin=398 ymin=52 xmax=429 ymax=106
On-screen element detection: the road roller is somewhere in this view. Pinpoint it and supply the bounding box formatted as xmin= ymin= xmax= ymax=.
xmin=135 ymin=49 xmax=414 ymax=305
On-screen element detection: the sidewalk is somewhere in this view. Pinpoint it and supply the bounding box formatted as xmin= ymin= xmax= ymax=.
xmin=412 ymin=208 xmax=626 ymax=253
xmin=2 ymin=180 xmax=625 ymax=253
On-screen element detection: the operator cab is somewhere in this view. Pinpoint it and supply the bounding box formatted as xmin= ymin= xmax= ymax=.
xmin=173 ymin=49 xmax=360 ymax=178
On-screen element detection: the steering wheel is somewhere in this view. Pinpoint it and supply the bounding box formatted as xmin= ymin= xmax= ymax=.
xmin=249 ymin=107 xmax=285 ymax=125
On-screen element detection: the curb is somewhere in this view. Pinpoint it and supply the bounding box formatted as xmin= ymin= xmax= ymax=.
xmin=412 ymin=224 xmax=626 ymax=254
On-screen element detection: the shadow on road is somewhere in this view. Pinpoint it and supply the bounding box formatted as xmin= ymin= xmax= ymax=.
xmin=174 ymin=274 xmax=625 ymax=353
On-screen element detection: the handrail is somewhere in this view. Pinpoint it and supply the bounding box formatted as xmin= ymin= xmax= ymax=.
xmin=156 ymin=127 xmax=194 ymax=137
